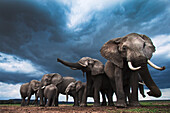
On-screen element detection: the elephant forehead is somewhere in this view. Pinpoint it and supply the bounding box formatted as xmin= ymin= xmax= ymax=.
xmin=124 ymin=36 xmax=145 ymax=48
xmin=79 ymin=57 xmax=92 ymax=62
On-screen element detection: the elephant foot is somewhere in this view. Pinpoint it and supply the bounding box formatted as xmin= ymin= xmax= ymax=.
xmin=115 ymin=101 xmax=127 ymax=108
xmin=45 ymin=104 xmax=50 ymax=107
xmin=21 ymin=104 xmax=25 ymax=106
xmin=80 ymin=103 xmax=87 ymax=107
xmin=73 ymin=104 xmax=79 ymax=107
xmin=40 ymin=104 xmax=45 ymax=106
xmin=129 ymin=101 xmax=141 ymax=107
xmin=101 ymin=102 xmax=107 ymax=106
xmin=108 ymin=102 xmax=114 ymax=106
xmin=93 ymin=103 xmax=101 ymax=107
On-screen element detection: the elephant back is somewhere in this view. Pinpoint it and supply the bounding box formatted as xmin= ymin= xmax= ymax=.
xmin=49 ymin=73 xmax=63 ymax=86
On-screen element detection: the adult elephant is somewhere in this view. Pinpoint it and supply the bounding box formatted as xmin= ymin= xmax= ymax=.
xmin=57 ymin=57 xmax=114 ymax=107
xmin=100 ymin=33 xmax=165 ymax=107
xmin=39 ymin=73 xmax=79 ymax=106
xmin=20 ymin=80 xmax=40 ymax=106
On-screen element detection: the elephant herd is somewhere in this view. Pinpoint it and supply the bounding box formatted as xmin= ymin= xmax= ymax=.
xmin=20 ymin=33 xmax=165 ymax=108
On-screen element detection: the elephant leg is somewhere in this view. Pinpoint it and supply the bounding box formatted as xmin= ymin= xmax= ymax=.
xmin=73 ymin=94 xmax=79 ymax=107
xmin=26 ymin=94 xmax=32 ymax=106
xmin=114 ymin=67 xmax=126 ymax=108
xmin=101 ymin=91 xmax=107 ymax=106
xmin=21 ymin=97 xmax=26 ymax=106
xmin=39 ymin=89 xmax=45 ymax=106
xmin=93 ymin=77 xmax=102 ymax=107
xmin=129 ymin=72 xmax=141 ymax=107
xmin=55 ymin=93 xmax=59 ymax=106
xmin=45 ymin=97 xmax=47 ymax=105
xmin=106 ymin=90 xmax=114 ymax=106
xmin=45 ymin=98 xmax=51 ymax=107
xmin=80 ymin=86 xmax=88 ymax=107
xmin=123 ymin=84 xmax=130 ymax=105
xmin=52 ymin=96 xmax=56 ymax=106
xmin=33 ymin=93 xmax=38 ymax=106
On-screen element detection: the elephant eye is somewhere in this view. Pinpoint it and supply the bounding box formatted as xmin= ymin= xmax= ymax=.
xmin=122 ymin=46 xmax=127 ymax=51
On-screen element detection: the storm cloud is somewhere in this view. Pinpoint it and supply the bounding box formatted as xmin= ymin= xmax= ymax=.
xmin=0 ymin=0 xmax=170 ymax=91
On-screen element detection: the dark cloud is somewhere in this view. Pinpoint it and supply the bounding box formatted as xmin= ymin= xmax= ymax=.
xmin=0 ymin=71 xmax=40 ymax=84
xmin=0 ymin=0 xmax=170 ymax=89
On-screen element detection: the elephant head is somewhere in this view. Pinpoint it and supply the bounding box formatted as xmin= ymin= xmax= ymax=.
xmin=28 ymin=80 xmax=41 ymax=92
xmin=41 ymin=73 xmax=63 ymax=87
xmin=100 ymin=33 xmax=165 ymax=97
xmin=65 ymin=81 xmax=83 ymax=102
xmin=57 ymin=57 xmax=104 ymax=76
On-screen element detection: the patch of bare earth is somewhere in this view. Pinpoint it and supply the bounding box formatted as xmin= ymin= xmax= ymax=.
xmin=0 ymin=104 xmax=170 ymax=113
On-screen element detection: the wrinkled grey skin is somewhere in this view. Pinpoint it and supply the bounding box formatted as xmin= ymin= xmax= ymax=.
xmin=44 ymin=84 xmax=58 ymax=107
xmin=20 ymin=80 xmax=40 ymax=106
xmin=39 ymin=73 xmax=79 ymax=106
xmin=65 ymin=81 xmax=114 ymax=106
xmin=57 ymin=57 xmax=114 ymax=107
xmin=100 ymin=33 xmax=163 ymax=107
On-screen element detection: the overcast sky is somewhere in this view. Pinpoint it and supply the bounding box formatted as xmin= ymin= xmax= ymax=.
xmin=0 ymin=0 xmax=170 ymax=100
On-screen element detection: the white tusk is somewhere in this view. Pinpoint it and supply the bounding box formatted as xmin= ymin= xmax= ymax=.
xmin=41 ymin=86 xmax=46 ymax=89
xmin=78 ymin=62 xmax=87 ymax=67
xmin=147 ymin=60 xmax=165 ymax=71
xmin=139 ymin=82 xmax=145 ymax=85
xmin=128 ymin=62 xmax=141 ymax=71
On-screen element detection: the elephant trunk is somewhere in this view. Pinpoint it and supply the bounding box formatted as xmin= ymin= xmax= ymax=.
xmin=57 ymin=58 xmax=83 ymax=69
xmin=138 ymin=64 xmax=161 ymax=97
xmin=66 ymin=92 xmax=68 ymax=102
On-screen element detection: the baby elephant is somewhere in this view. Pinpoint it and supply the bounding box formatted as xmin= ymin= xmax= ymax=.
xmin=20 ymin=80 xmax=40 ymax=106
xmin=43 ymin=84 xmax=58 ymax=106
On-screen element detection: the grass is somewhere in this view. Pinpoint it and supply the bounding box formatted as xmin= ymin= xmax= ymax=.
xmin=0 ymin=104 xmax=21 ymax=106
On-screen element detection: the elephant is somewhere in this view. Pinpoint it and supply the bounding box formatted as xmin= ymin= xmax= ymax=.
xmin=39 ymin=73 xmax=79 ymax=106
xmin=65 ymin=80 xmax=113 ymax=106
xmin=57 ymin=57 xmax=114 ymax=107
xmin=100 ymin=33 xmax=165 ymax=107
xmin=20 ymin=80 xmax=40 ymax=106
xmin=43 ymin=84 xmax=58 ymax=106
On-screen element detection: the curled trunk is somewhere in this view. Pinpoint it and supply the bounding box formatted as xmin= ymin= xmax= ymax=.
xmin=138 ymin=64 xmax=161 ymax=97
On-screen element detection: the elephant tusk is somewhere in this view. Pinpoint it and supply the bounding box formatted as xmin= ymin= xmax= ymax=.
xmin=41 ymin=86 xmax=46 ymax=89
xmin=147 ymin=60 xmax=165 ymax=71
xmin=128 ymin=62 xmax=141 ymax=71
xmin=139 ymin=82 xmax=145 ymax=85
xmin=78 ymin=62 xmax=88 ymax=67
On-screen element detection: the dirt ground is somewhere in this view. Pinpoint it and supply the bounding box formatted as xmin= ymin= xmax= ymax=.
xmin=0 ymin=103 xmax=170 ymax=113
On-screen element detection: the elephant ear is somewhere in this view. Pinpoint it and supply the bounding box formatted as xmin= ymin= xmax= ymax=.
xmin=50 ymin=73 xmax=63 ymax=86
xmin=100 ymin=38 xmax=123 ymax=68
xmin=139 ymin=34 xmax=156 ymax=59
xmin=75 ymin=81 xmax=83 ymax=92
xmin=91 ymin=59 xmax=104 ymax=75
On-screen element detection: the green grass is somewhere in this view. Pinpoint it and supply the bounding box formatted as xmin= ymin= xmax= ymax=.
xmin=140 ymin=101 xmax=170 ymax=107
xmin=0 ymin=104 xmax=21 ymax=106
